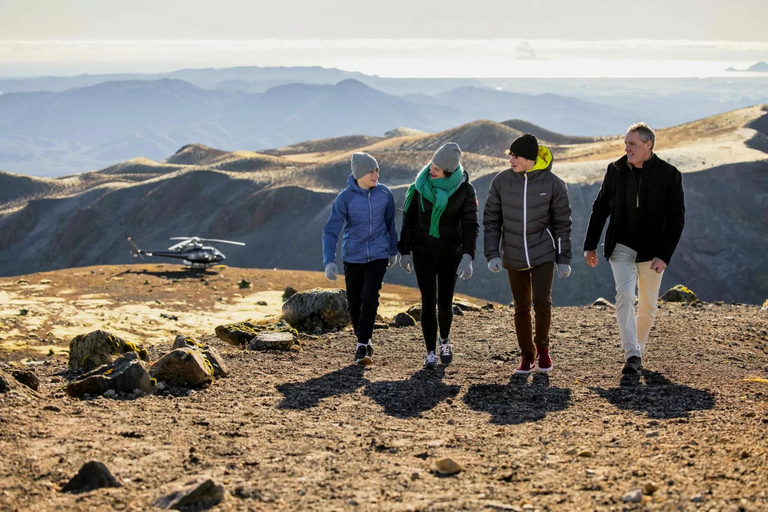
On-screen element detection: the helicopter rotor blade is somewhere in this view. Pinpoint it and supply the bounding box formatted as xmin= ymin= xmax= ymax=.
xmin=196 ymin=238 xmax=246 ymax=246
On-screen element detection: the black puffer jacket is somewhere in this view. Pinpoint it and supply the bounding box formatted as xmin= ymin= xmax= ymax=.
xmin=583 ymin=153 xmax=685 ymax=264
xmin=483 ymin=146 xmax=572 ymax=270
xmin=398 ymin=170 xmax=479 ymax=259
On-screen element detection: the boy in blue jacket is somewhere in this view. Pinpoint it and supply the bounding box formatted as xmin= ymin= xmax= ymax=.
xmin=322 ymin=152 xmax=398 ymax=365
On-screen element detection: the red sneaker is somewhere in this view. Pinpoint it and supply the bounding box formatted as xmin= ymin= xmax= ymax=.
xmin=536 ymin=347 xmax=553 ymax=373
xmin=513 ymin=356 xmax=536 ymax=374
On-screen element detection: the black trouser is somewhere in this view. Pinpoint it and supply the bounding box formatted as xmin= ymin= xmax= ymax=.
xmin=412 ymin=251 xmax=461 ymax=352
xmin=344 ymin=259 xmax=388 ymax=345
xmin=507 ymin=262 xmax=554 ymax=359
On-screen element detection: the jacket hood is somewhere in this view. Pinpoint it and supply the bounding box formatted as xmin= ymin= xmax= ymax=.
xmin=529 ymin=146 xmax=553 ymax=173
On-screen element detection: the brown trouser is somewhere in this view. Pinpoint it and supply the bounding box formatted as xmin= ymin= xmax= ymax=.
xmin=507 ymin=262 xmax=554 ymax=358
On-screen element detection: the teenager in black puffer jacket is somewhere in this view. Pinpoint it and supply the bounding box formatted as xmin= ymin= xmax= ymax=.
xmin=398 ymin=142 xmax=479 ymax=369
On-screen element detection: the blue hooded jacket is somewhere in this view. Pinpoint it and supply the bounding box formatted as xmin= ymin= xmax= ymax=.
xmin=323 ymin=174 xmax=398 ymax=267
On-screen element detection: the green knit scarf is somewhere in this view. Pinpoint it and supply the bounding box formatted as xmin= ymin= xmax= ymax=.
xmin=403 ymin=164 xmax=464 ymax=238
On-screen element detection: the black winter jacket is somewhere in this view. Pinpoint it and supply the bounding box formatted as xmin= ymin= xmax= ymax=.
xmin=583 ymin=153 xmax=685 ymax=264
xmin=398 ymin=171 xmax=479 ymax=259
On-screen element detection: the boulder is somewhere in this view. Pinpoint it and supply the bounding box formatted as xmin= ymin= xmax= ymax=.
xmin=215 ymin=320 xmax=297 ymax=347
xmin=406 ymin=304 xmax=422 ymax=322
xmin=151 ymin=348 xmax=213 ymax=388
xmin=592 ymin=297 xmax=615 ymax=307
xmin=66 ymin=352 xmax=154 ymax=398
xmin=761 ymin=299 xmax=767 ymax=311
xmin=248 ymin=331 xmax=298 ymax=351
xmin=68 ymin=330 xmax=148 ymax=372
xmin=61 ymin=461 xmax=121 ymax=494
xmin=393 ymin=313 xmax=416 ymax=327
xmin=172 ymin=335 xmax=228 ymax=377
xmin=660 ymin=285 xmax=698 ymax=303
xmin=282 ymin=288 xmax=350 ymax=333
xmin=153 ymin=475 xmax=224 ymax=509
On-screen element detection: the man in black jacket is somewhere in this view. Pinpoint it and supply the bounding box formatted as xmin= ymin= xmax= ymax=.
xmin=583 ymin=123 xmax=685 ymax=375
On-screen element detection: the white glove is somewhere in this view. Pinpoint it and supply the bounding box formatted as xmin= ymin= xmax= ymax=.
xmin=400 ymin=254 xmax=412 ymax=273
xmin=456 ymin=254 xmax=473 ymax=280
xmin=325 ymin=262 xmax=338 ymax=281
xmin=488 ymin=257 xmax=502 ymax=273
xmin=556 ymin=263 xmax=571 ymax=278
xmin=387 ymin=255 xmax=397 ymax=268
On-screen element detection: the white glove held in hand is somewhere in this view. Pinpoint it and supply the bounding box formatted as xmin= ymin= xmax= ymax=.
xmin=556 ymin=263 xmax=571 ymax=278
xmin=456 ymin=254 xmax=473 ymax=280
xmin=387 ymin=255 xmax=397 ymax=268
xmin=399 ymin=254 xmax=412 ymax=273
xmin=325 ymin=262 xmax=338 ymax=281
xmin=488 ymin=257 xmax=502 ymax=273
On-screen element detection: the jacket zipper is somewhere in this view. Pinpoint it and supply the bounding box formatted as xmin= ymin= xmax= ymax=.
xmin=367 ymin=191 xmax=372 ymax=262
xmin=558 ymin=237 xmax=562 ymax=255
xmin=523 ymin=173 xmax=531 ymax=268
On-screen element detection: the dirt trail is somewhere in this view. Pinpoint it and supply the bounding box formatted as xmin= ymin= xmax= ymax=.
xmin=0 ymin=267 xmax=767 ymax=511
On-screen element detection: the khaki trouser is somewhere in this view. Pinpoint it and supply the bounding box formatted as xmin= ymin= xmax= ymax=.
xmin=609 ymin=243 xmax=664 ymax=360
xmin=507 ymin=262 xmax=554 ymax=359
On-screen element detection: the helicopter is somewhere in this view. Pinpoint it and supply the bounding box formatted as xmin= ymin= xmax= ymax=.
xmin=127 ymin=236 xmax=245 ymax=269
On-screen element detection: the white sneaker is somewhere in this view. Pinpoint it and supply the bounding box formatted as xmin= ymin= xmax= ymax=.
xmin=423 ymin=351 xmax=437 ymax=369
xmin=439 ymin=338 xmax=453 ymax=365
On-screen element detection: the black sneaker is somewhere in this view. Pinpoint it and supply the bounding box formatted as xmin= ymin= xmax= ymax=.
xmin=439 ymin=338 xmax=453 ymax=365
xmin=366 ymin=341 xmax=374 ymax=358
xmin=622 ymin=356 xmax=642 ymax=374
xmin=354 ymin=345 xmax=373 ymax=366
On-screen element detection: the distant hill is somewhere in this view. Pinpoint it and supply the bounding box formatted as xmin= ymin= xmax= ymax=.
xmin=0 ymin=79 xmax=638 ymax=177
xmin=727 ymin=61 xmax=768 ymax=72
xmin=1 ymin=106 xmax=767 ymax=306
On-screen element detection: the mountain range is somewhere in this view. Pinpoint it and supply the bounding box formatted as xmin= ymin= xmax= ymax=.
xmin=1 ymin=105 xmax=767 ymax=306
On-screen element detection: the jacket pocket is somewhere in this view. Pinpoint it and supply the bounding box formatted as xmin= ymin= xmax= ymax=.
xmin=545 ymin=228 xmax=556 ymax=250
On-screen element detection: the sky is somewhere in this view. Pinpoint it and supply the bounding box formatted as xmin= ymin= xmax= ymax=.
xmin=1 ymin=0 xmax=768 ymax=78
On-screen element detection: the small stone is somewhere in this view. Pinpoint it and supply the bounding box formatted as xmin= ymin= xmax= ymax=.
xmin=61 ymin=461 xmax=121 ymax=494
xmin=256 ymin=301 xmax=268 ymax=306
xmin=102 ymin=389 xmax=116 ymax=398
xmin=644 ymin=482 xmax=659 ymax=495
xmin=434 ymin=458 xmax=462 ymax=475
xmin=565 ymin=448 xmax=578 ymax=455
xmin=691 ymin=494 xmax=703 ymax=503
xmin=153 ymin=475 xmax=224 ymax=509
xmin=410 ymin=472 xmax=419 ymax=481
xmin=744 ymin=411 xmax=757 ymax=418
xmin=578 ymin=450 xmax=593 ymax=458
xmin=645 ymin=430 xmax=659 ymax=438
xmin=623 ymin=489 xmax=643 ymax=503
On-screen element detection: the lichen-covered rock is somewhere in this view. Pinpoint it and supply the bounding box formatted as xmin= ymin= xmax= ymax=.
xmin=282 ymin=288 xmax=350 ymax=333
xmin=171 ymin=335 xmax=229 ymax=376
xmin=761 ymin=298 xmax=768 ymax=311
xmin=660 ymin=285 xmax=698 ymax=303
xmin=66 ymin=352 xmax=154 ymax=398
xmin=68 ymin=330 xmax=148 ymax=371
xmin=406 ymin=304 xmax=422 ymax=322
xmin=393 ymin=312 xmax=416 ymax=327
xmin=215 ymin=320 xmax=297 ymax=347
xmin=150 ymin=348 xmax=213 ymax=388
xmin=248 ymin=331 xmax=298 ymax=351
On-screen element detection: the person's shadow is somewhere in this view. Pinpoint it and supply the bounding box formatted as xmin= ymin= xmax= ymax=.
xmin=591 ymin=369 xmax=715 ymax=418
xmin=276 ymin=365 xmax=368 ymax=410
xmin=463 ymin=373 xmax=572 ymax=424
xmin=364 ymin=367 xmax=461 ymax=418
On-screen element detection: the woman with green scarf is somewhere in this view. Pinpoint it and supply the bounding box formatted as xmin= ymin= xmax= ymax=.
xmin=398 ymin=142 xmax=479 ymax=369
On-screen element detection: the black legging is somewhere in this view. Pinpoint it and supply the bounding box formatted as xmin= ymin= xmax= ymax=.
xmin=344 ymin=259 xmax=388 ymax=345
xmin=412 ymin=251 xmax=461 ymax=352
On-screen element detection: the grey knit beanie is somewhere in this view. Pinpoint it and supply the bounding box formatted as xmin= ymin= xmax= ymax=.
xmin=350 ymin=152 xmax=378 ymax=179
xmin=431 ymin=142 xmax=461 ymax=174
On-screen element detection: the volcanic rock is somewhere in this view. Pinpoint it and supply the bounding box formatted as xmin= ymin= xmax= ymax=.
xmin=61 ymin=461 xmax=121 ymax=494
xmin=68 ymin=330 xmax=148 ymax=371
xmin=66 ymin=352 xmax=154 ymax=398
xmin=151 ymin=348 xmax=213 ymax=388
xmin=282 ymin=288 xmax=350 ymax=333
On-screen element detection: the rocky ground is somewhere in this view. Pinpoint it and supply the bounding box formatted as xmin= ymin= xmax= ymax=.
xmin=1 ymin=266 xmax=767 ymax=511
